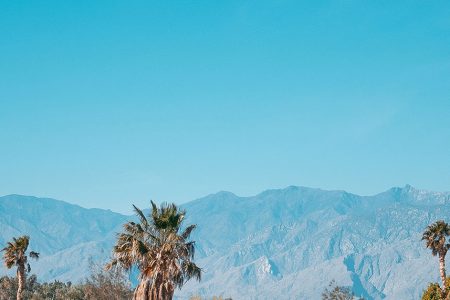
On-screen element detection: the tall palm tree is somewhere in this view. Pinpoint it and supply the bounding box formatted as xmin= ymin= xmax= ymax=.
xmin=2 ymin=235 xmax=39 ymax=300
xmin=422 ymin=220 xmax=450 ymax=297
xmin=107 ymin=201 xmax=201 ymax=300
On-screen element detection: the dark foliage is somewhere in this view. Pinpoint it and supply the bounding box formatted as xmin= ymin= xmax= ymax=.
xmin=322 ymin=280 xmax=364 ymax=300
xmin=0 ymin=263 xmax=132 ymax=300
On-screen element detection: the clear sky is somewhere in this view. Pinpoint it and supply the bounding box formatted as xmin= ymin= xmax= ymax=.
xmin=1 ymin=1 xmax=449 ymax=214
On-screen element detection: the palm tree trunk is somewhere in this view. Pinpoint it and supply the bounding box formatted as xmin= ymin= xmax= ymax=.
xmin=156 ymin=283 xmax=172 ymax=300
xmin=167 ymin=285 xmax=175 ymax=300
xmin=16 ymin=264 xmax=26 ymax=300
xmin=133 ymin=279 xmax=151 ymax=300
xmin=152 ymin=275 xmax=169 ymax=300
xmin=440 ymin=253 xmax=447 ymax=297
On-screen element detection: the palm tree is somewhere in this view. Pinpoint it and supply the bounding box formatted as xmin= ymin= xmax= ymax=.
xmin=2 ymin=235 xmax=39 ymax=300
xmin=107 ymin=201 xmax=201 ymax=300
xmin=422 ymin=220 xmax=450 ymax=297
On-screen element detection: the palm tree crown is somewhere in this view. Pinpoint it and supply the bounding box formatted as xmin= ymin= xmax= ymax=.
xmin=2 ymin=235 xmax=39 ymax=272
xmin=422 ymin=220 xmax=450 ymax=256
xmin=108 ymin=201 xmax=201 ymax=299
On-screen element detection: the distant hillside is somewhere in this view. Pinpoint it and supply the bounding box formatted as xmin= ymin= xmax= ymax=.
xmin=0 ymin=186 xmax=449 ymax=299
xmin=0 ymin=194 xmax=127 ymax=281
xmin=179 ymin=185 xmax=449 ymax=300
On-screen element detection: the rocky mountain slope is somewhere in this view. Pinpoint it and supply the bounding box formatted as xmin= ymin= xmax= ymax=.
xmin=0 ymin=186 xmax=448 ymax=299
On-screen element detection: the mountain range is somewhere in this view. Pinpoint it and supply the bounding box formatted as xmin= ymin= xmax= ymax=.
xmin=0 ymin=185 xmax=449 ymax=299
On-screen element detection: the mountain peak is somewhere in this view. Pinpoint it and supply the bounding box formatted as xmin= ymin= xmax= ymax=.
xmin=212 ymin=191 xmax=237 ymax=198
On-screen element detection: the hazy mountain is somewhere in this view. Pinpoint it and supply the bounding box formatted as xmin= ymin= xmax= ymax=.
xmin=0 ymin=194 xmax=127 ymax=281
xmin=0 ymin=186 xmax=448 ymax=299
xmin=177 ymin=185 xmax=450 ymax=299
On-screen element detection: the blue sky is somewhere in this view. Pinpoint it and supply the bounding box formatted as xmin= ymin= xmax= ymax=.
xmin=1 ymin=1 xmax=449 ymax=213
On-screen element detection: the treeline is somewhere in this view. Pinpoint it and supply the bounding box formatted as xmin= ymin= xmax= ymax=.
xmin=0 ymin=263 xmax=132 ymax=300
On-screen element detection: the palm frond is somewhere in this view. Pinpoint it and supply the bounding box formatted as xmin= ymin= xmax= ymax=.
xmin=133 ymin=205 xmax=149 ymax=229
xmin=29 ymin=251 xmax=39 ymax=259
xmin=181 ymin=225 xmax=196 ymax=240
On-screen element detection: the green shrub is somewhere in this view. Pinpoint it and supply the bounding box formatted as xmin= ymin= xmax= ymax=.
xmin=422 ymin=278 xmax=450 ymax=300
xmin=322 ymin=280 xmax=364 ymax=300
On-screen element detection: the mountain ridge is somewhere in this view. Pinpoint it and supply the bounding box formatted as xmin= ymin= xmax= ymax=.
xmin=0 ymin=185 xmax=449 ymax=299
xmin=2 ymin=184 xmax=448 ymax=214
